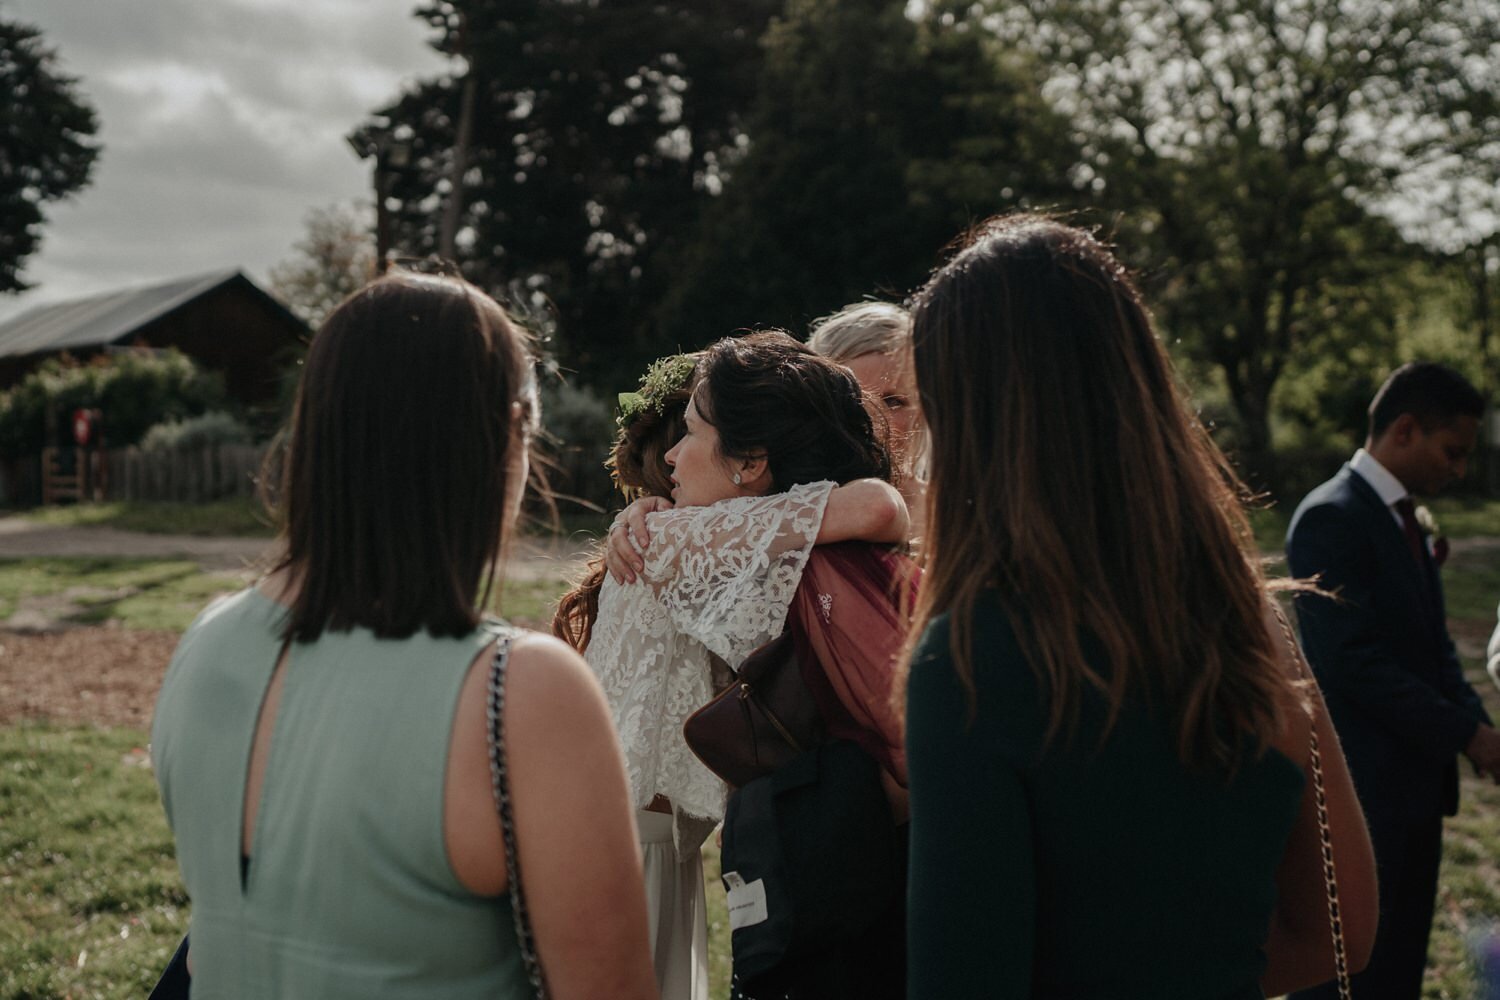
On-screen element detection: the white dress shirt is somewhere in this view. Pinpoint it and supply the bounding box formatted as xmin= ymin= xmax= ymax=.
xmin=1349 ymin=448 xmax=1409 ymax=533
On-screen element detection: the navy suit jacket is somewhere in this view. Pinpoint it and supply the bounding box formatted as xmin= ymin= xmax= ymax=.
xmin=1286 ymin=464 xmax=1489 ymax=823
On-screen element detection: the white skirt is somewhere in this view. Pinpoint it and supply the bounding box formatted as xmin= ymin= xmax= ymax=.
xmin=638 ymin=808 xmax=710 ymax=1000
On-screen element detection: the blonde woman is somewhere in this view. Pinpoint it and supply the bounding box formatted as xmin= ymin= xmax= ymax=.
xmin=808 ymin=301 xmax=926 ymax=536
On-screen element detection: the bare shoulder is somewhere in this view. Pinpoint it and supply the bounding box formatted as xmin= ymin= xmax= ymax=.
xmin=444 ymin=631 xmax=619 ymax=897
xmin=454 ymin=631 xmax=609 ymax=736
xmin=505 ymin=631 xmax=606 ymax=700
xmin=500 ymin=631 xmax=616 ymax=748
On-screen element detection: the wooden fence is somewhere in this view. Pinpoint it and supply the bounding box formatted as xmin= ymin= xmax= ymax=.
xmin=102 ymin=445 xmax=267 ymax=503
xmin=2 ymin=446 xmax=265 ymax=506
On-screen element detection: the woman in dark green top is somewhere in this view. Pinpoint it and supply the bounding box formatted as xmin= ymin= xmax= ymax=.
xmin=901 ymin=217 xmax=1378 ymax=998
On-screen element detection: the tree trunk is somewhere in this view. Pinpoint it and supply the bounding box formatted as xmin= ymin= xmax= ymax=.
xmin=1223 ymin=365 xmax=1277 ymax=496
xmin=438 ymin=13 xmax=476 ymax=261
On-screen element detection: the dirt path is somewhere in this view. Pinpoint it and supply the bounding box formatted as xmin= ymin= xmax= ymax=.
xmin=0 ymin=521 xmax=601 ymax=727
xmin=0 ymin=626 xmax=179 ymax=727
xmin=0 ymin=516 xmax=597 ymax=580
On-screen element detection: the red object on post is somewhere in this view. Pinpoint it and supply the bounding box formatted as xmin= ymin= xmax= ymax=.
xmin=72 ymin=408 xmax=93 ymax=447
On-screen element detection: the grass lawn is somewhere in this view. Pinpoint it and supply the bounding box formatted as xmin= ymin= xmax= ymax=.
xmin=17 ymin=499 xmax=276 ymax=538
xmin=0 ymin=557 xmax=569 ymax=634
xmin=0 ymin=724 xmax=187 ymax=999
xmin=13 ymin=498 xmax=615 ymax=543
xmin=0 ymin=557 xmax=250 ymax=632
xmin=3 ymin=536 xmax=1500 ymax=997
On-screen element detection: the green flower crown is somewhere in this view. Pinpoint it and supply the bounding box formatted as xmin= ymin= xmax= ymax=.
xmin=616 ymin=353 xmax=697 ymax=430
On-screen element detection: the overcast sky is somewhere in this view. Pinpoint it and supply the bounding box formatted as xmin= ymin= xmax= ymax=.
xmin=0 ymin=0 xmax=447 ymax=319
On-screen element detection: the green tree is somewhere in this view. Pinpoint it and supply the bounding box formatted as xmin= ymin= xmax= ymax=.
xmin=987 ymin=0 xmax=1500 ymax=481
xmin=658 ymin=0 xmax=1079 ymax=342
xmin=352 ymin=0 xmax=780 ymax=385
xmin=268 ymin=202 xmax=377 ymax=328
xmin=0 ymin=17 xmax=100 ymax=293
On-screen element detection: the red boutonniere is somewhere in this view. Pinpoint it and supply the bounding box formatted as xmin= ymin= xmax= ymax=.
xmin=1414 ymin=505 xmax=1448 ymax=567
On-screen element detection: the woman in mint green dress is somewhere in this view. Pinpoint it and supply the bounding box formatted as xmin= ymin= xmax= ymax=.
xmin=901 ymin=217 xmax=1381 ymax=999
xmin=150 ymin=272 xmax=657 ymax=1000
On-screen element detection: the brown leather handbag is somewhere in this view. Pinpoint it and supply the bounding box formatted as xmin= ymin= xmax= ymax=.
xmin=682 ymin=628 xmax=825 ymax=789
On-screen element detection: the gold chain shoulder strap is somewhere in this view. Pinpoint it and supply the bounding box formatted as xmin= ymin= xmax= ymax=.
xmin=1272 ymin=603 xmax=1352 ymax=1000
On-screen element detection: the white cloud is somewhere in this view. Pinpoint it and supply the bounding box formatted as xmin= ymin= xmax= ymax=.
xmin=0 ymin=0 xmax=447 ymax=317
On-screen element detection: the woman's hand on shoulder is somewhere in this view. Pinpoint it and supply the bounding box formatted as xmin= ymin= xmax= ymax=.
xmin=819 ymin=478 xmax=908 ymax=545
xmin=500 ymin=633 xmax=657 ymax=999
xmin=605 ymin=496 xmax=673 ymax=584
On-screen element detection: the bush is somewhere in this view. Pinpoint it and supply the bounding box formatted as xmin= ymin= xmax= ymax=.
xmin=139 ymin=411 xmax=252 ymax=452
xmin=538 ymin=380 xmax=616 ymax=509
xmin=0 ymin=350 xmax=229 ymax=459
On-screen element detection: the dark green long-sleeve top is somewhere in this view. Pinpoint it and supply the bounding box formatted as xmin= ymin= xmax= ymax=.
xmin=905 ymin=592 xmax=1307 ymax=999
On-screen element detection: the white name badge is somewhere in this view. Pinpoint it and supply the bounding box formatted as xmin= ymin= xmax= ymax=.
xmin=722 ymin=870 xmax=769 ymax=930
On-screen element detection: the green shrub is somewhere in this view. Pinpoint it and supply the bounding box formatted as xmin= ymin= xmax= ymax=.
xmin=0 ymin=350 xmax=229 ymax=459
xmin=139 ymin=411 xmax=251 ymax=452
xmin=538 ymin=380 xmax=616 ymax=510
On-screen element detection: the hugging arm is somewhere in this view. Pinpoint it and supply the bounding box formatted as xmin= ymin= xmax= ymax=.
xmin=606 ymin=478 xmax=906 ymax=583
xmin=604 ymin=480 xmax=906 ymax=665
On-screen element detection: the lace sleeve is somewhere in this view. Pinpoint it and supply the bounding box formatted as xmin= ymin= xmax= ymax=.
xmin=638 ymin=480 xmax=834 ymax=665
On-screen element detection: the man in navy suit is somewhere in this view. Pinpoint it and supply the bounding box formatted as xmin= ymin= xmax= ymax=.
xmin=1288 ymin=363 xmax=1495 ymax=1000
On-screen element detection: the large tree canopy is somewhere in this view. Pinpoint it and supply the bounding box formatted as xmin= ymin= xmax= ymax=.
xmin=0 ymin=17 xmax=100 ymax=294
xmin=352 ymin=0 xmax=780 ymax=385
xmin=355 ymin=0 xmax=1077 ymax=383
xmin=657 ymin=0 xmax=1079 ymax=343
xmin=986 ymin=0 xmax=1500 ymax=477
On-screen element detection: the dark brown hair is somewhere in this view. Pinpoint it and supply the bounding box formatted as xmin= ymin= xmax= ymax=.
xmin=552 ymin=334 xmax=891 ymax=652
xmin=698 ymin=330 xmax=891 ymax=489
xmin=905 ymin=215 xmax=1289 ymax=772
xmin=552 ymin=377 xmax=694 ymax=651
xmin=270 ymin=271 xmax=536 ymax=642
xmin=1368 ymin=361 xmax=1484 ymax=439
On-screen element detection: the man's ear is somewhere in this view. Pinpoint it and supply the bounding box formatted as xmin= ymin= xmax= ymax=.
xmin=1386 ymin=412 xmax=1421 ymax=446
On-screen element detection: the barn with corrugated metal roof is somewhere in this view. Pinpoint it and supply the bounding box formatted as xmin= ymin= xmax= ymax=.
xmin=0 ymin=270 xmax=307 ymax=404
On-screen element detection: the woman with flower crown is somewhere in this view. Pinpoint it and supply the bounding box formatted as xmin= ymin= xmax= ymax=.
xmin=554 ymin=333 xmax=910 ymax=1000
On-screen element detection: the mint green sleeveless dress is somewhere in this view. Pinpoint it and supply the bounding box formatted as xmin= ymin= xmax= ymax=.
xmin=151 ymin=588 xmax=530 ymax=999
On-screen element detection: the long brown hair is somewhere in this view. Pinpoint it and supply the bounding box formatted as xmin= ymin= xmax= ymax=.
xmin=551 ymin=367 xmax=696 ymax=651
xmin=906 ymin=215 xmax=1288 ymax=772
xmin=270 ymin=271 xmax=536 ymax=641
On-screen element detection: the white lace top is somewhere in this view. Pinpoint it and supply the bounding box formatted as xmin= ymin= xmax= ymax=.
xmin=586 ymin=480 xmax=834 ymax=853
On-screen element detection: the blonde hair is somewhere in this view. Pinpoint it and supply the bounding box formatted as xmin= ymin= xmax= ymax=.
xmin=809 ymin=301 xmax=926 ymax=479
xmin=807 ymin=301 xmax=911 ymax=363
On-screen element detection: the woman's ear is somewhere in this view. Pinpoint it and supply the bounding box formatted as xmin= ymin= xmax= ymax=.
xmin=738 ymin=453 xmax=771 ymax=494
